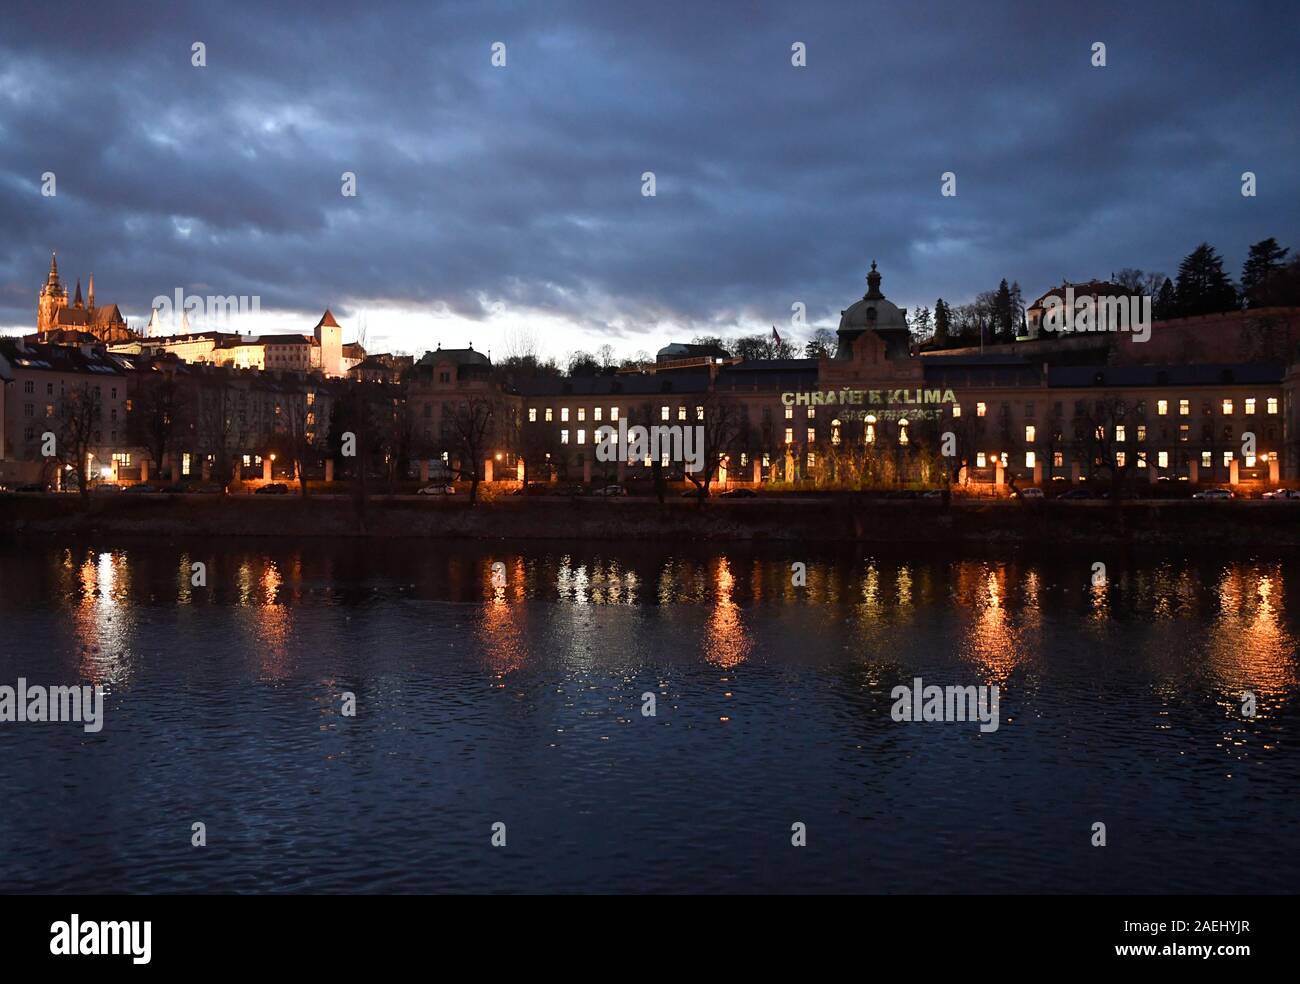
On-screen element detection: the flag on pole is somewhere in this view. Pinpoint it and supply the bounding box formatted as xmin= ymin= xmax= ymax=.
xmin=771 ymin=325 xmax=782 ymax=346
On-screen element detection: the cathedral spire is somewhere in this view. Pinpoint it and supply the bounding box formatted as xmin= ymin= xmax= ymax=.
xmin=74 ymin=278 xmax=83 ymax=307
xmin=46 ymin=252 xmax=61 ymax=287
xmin=88 ymin=273 xmax=95 ymax=309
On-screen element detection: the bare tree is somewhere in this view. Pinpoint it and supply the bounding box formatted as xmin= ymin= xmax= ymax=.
xmin=126 ymin=371 xmax=185 ymax=480
xmin=442 ymin=395 xmax=497 ymax=505
xmin=683 ymin=394 xmax=750 ymax=504
xmin=1074 ymin=394 xmax=1143 ymax=502
xmin=55 ymin=382 xmax=100 ymax=498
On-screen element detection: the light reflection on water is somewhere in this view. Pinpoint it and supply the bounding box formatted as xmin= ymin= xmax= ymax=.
xmin=0 ymin=538 xmax=1297 ymax=893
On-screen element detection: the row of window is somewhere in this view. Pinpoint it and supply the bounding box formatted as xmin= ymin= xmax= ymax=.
xmin=530 ymin=406 xmax=715 ymax=423
xmin=951 ymin=397 xmax=1280 ymax=418
xmin=966 ymin=450 xmax=1272 ymax=470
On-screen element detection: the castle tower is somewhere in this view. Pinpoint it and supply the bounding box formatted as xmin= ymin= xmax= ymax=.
xmin=37 ymin=252 xmax=68 ymax=332
xmin=313 ymin=308 xmax=343 ymax=376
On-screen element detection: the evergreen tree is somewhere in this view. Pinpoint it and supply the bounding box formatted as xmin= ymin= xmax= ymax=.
xmin=993 ymin=279 xmax=1015 ymax=343
xmin=933 ymin=299 xmax=951 ymax=346
xmin=1241 ymin=238 xmax=1290 ymax=307
xmin=910 ymin=305 xmax=932 ymax=341
xmin=1154 ymin=277 xmax=1176 ymax=320
xmin=1174 ymin=242 xmax=1238 ymax=316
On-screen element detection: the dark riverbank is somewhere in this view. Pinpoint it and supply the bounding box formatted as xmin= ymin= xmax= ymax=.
xmin=3 ymin=492 xmax=1300 ymax=546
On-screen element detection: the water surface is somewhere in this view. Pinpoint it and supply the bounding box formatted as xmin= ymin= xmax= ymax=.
xmin=0 ymin=537 xmax=1296 ymax=893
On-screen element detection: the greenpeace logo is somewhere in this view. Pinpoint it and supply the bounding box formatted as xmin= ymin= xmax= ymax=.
xmin=0 ymin=678 xmax=104 ymax=733
xmin=50 ymin=914 xmax=151 ymax=965
xmin=890 ymin=676 xmax=1000 ymax=733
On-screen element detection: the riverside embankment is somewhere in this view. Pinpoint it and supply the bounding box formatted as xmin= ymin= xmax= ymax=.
xmin=2 ymin=493 xmax=1299 ymax=547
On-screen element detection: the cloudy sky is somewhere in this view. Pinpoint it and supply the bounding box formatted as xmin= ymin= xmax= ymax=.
xmin=2 ymin=0 xmax=1297 ymax=361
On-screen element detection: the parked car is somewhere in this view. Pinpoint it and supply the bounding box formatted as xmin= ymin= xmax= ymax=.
xmin=122 ymin=484 xmax=158 ymax=494
xmin=93 ymin=483 xmax=122 ymax=493
xmin=15 ymin=483 xmax=46 ymax=493
xmin=417 ymin=484 xmax=456 ymax=495
xmin=1056 ymin=488 xmax=1095 ymax=500
xmin=255 ymin=483 xmax=289 ymax=495
xmin=1192 ymin=488 xmax=1234 ymax=500
xmin=558 ymin=485 xmax=587 ymax=496
xmin=1013 ymin=487 xmax=1044 ymax=499
xmin=720 ymin=488 xmax=756 ymax=498
xmin=161 ymin=483 xmax=188 ymax=494
xmin=921 ymin=489 xmax=946 ymax=499
xmin=592 ymin=484 xmax=627 ymax=497
xmin=1262 ymin=488 xmax=1300 ymax=499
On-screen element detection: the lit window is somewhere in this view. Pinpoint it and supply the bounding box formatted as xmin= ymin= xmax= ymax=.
xmin=1115 ymin=425 xmax=1126 ymax=442
xmin=785 ymin=405 xmax=793 ymax=419
xmin=806 ymin=452 xmax=816 ymax=468
xmin=1117 ymin=451 xmax=1127 ymax=467
xmin=865 ymin=414 xmax=876 ymax=445
xmin=528 ymin=408 xmax=537 ymax=422
xmin=1246 ymin=453 xmax=1257 ymax=467
xmin=807 ymin=427 xmax=816 ymax=443
xmin=1222 ymin=451 xmax=1233 ymax=467
xmin=1136 ymin=425 xmax=1146 ymax=442
xmin=577 ymin=429 xmax=585 ymax=445
xmin=1245 ymin=398 xmax=1256 ymax=415
xmin=762 ymin=453 xmax=770 ymax=468
xmin=1158 ymin=451 xmax=1169 ymax=468
xmin=561 ymin=408 xmax=569 ymax=422
xmin=807 ymin=406 xmax=816 ymax=419
xmin=831 ymin=419 xmax=842 ymax=446
xmin=594 ymin=407 xmax=602 ymax=421
xmin=976 ymin=402 xmax=986 ymax=417
xmin=784 ymin=428 xmax=793 ymax=444
xmin=1268 ymin=398 xmax=1279 ymax=414
xmin=1025 ymin=425 xmax=1036 ymax=443
xmin=661 ymin=406 xmax=670 ymax=421
xmin=1179 ymin=425 xmax=1189 ymax=442
xmin=1179 ymin=399 xmax=1190 ymax=416
xmin=560 ymin=430 xmax=569 ymax=444
xmin=1222 ymin=399 xmax=1234 ymax=415
xmin=696 ymin=406 xmax=704 ymax=421
xmin=577 ymin=408 xmax=585 ymax=421
xmin=610 ymin=407 xmax=619 ymax=421
xmin=1157 ymin=399 xmax=1168 ymax=416
xmin=546 ymin=408 xmax=554 ymax=422
xmin=898 ymin=418 xmax=909 ymax=445
xmin=952 ymin=404 xmax=962 ymax=418
xmin=677 ymin=406 xmax=686 ymax=421
xmin=976 ymin=452 xmax=987 ymax=467
xmin=1053 ymin=451 xmax=1063 ymax=467
xmin=1201 ymin=451 xmax=1212 ymax=468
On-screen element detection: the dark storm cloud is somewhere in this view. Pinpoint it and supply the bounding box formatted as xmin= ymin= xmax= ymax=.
xmin=1 ymin=0 xmax=1297 ymax=349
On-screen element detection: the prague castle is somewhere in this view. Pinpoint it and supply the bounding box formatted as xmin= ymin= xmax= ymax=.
xmin=35 ymin=253 xmax=135 ymax=344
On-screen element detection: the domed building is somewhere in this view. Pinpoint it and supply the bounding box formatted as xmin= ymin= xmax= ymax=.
xmin=834 ymin=261 xmax=912 ymax=361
